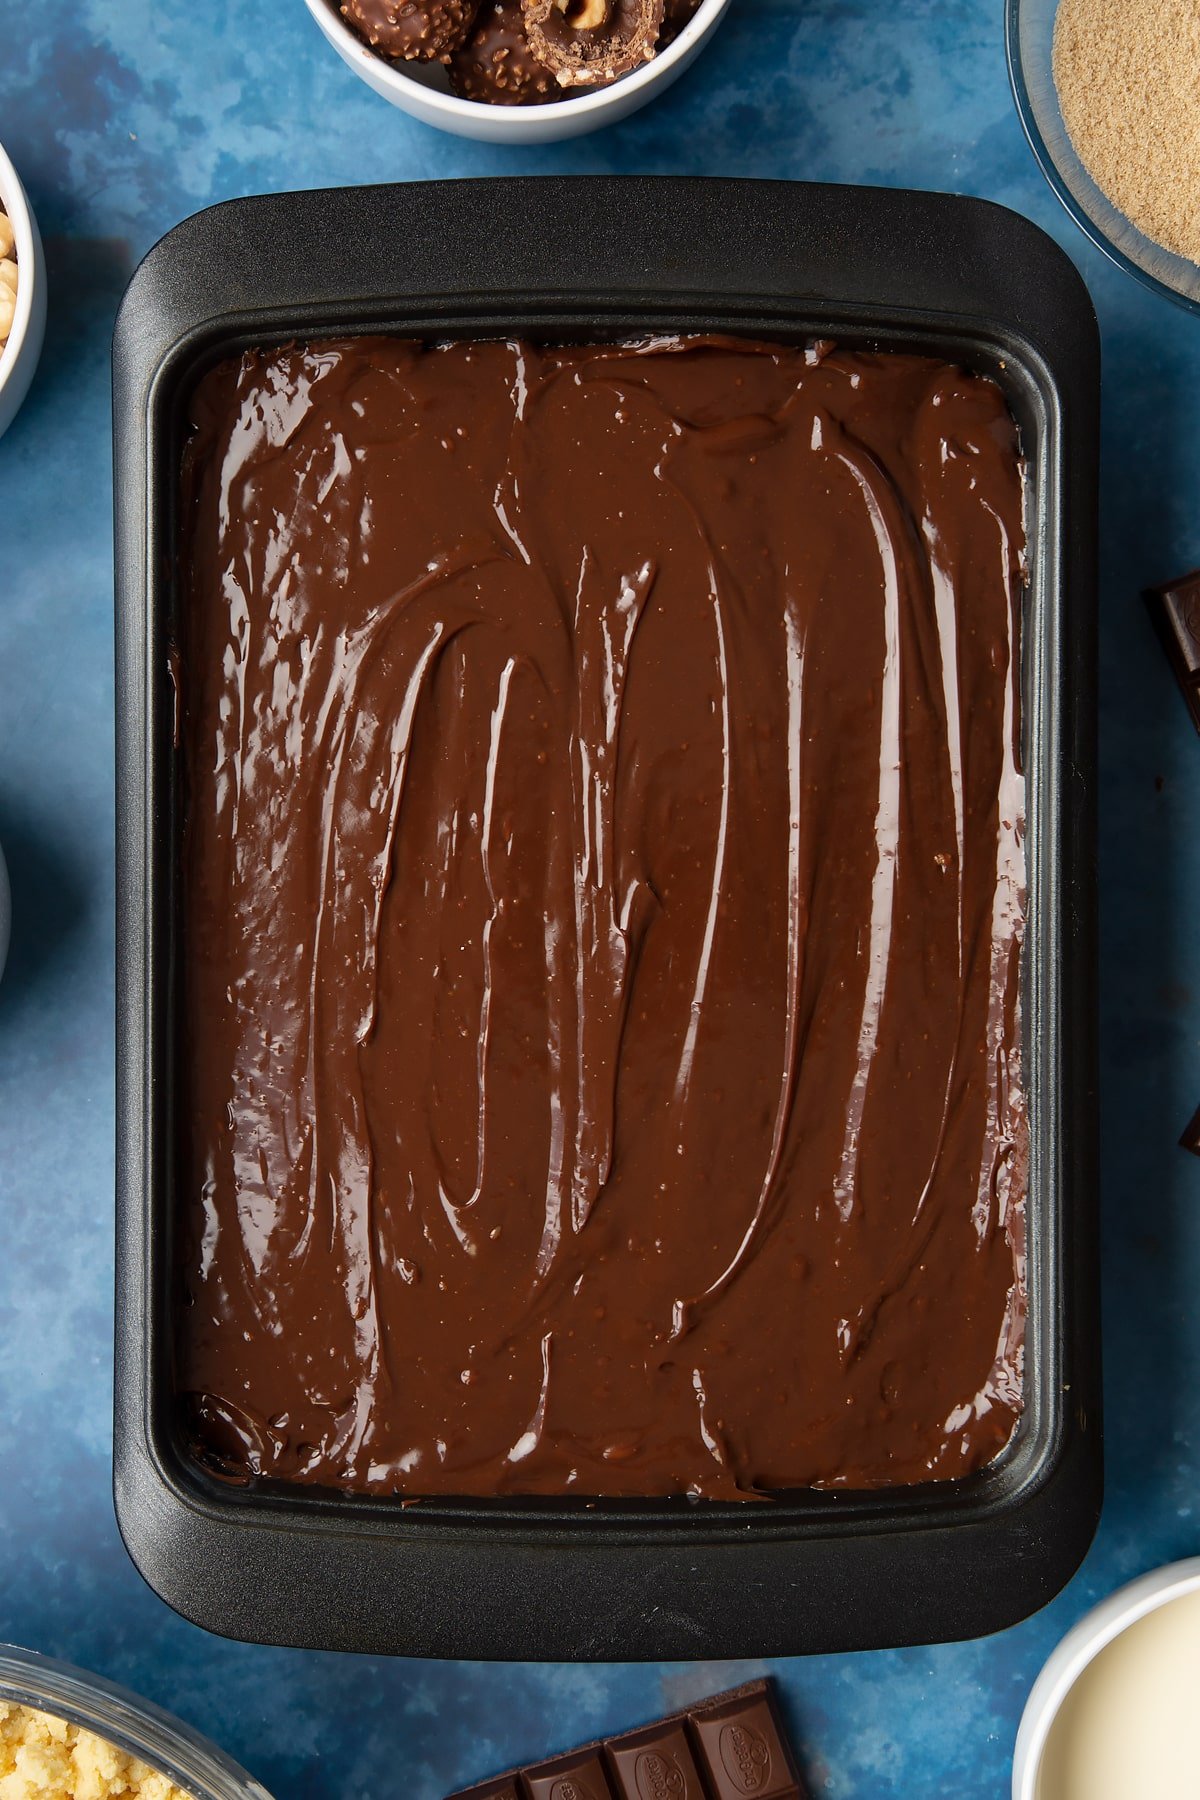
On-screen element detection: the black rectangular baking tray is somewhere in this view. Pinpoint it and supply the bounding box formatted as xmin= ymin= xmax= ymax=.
xmin=113 ymin=176 xmax=1101 ymax=1660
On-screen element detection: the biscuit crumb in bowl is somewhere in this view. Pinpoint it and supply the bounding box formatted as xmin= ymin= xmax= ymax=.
xmin=0 ymin=1702 xmax=192 ymax=1800
xmin=1053 ymin=0 xmax=1200 ymax=266
xmin=0 ymin=204 xmax=17 ymax=348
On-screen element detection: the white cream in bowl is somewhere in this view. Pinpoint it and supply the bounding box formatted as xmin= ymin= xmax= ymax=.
xmin=1014 ymin=1561 xmax=1200 ymax=1800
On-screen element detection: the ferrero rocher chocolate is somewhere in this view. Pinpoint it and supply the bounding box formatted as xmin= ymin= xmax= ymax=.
xmin=450 ymin=0 xmax=558 ymax=102
xmin=522 ymin=0 xmax=664 ymax=86
xmin=340 ymin=0 xmax=481 ymax=60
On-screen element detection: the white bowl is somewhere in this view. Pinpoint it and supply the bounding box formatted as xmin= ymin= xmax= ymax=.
xmin=1013 ymin=1558 xmax=1200 ymax=1799
xmin=304 ymin=0 xmax=731 ymax=141
xmin=0 ymin=139 xmax=46 ymax=440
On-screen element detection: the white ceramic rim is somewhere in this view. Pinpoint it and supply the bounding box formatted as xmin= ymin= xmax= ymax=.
xmin=303 ymin=0 xmax=729 ymax=126
xmin=0 ymin=138 xmax=39 ymax=396
xmin=1012 ymin=1557 xmax=1200 ymax=1799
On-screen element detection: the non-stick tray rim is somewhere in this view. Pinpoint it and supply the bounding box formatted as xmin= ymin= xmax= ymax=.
xmin=134 ymin=300 xmax=1064 ymax=1536
xmin=113 ymin=177 xmax=1100 ymax=1658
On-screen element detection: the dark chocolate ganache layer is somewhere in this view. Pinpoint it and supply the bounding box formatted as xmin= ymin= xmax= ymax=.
xmin=176 ymin=335 xmax=1028 ymax=1499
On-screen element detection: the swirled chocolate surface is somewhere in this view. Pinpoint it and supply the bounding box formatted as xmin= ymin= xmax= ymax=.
xmin=176 ymin=334 xmax=1027 ymax=1499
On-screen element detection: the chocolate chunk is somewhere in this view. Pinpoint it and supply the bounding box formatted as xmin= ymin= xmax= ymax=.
xmin=443 ymin=1682 xmax=808 ymax=1800
xmin=449 ymin=0 xmax=560 ymax=102
xmin=522 ymin=0 xmax=665 ymax=87
xmin=687 ymin=1690 xmax=802 ymax=1800
xmin=1145 ymin=569 xmax=1200 ymax=736
xmin=339 ymin=0 xmax=482 ymax=60
xmin=1181 ymin=1101 xmax=1200 ymax=1158
xmin=605 ymin=1723 xmax=708 ymax=1799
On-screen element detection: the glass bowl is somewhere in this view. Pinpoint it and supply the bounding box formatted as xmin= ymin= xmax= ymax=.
xmin=1005 ymin=0 xmax=1200 ymax=315
xmin=0 ymin=1645 xmax=274 ymax=1800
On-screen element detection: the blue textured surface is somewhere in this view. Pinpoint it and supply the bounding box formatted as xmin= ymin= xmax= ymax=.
xmin=0 ymin=2 xmax=1198 ymax=1795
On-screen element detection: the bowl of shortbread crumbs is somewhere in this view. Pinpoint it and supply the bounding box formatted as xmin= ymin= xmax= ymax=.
xmin=1006 ymin=0 xmax=1200 ymax=314
xmin=0 ymin=1648 xmax=274 ymax=1800
xmin=0 ymin=137 xmax=46 ymax=440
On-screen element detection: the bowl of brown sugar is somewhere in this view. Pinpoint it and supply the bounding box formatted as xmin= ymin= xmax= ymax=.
xmin=1007 ymin=0 xmax=1200 ymax=313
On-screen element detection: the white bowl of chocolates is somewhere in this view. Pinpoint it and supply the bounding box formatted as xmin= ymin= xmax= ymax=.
xmin=304 ymin=0 xmax=731 ymax=140
xmin=0 ymin=138 xmax=46 ymax=441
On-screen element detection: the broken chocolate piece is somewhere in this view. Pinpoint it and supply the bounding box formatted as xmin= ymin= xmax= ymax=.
xmin=1181 ymin=1101 xmax=1200 ymax=1159
xmin=449 ymin=0 xmax=560 ymax=102
xmin=522 ymin=0 xmax=665 ymax=87
xmin=339 ymin=0 xmax=481 ymax=60
xmin=443 ymin=1682 xmax=808 ymax=1800
xmin=1145 ymin=569 xmax=1200 ymax=736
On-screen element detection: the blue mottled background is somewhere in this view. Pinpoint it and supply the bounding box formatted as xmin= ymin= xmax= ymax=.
xmin=1 ymin=2 xmax=1198 ymax=1795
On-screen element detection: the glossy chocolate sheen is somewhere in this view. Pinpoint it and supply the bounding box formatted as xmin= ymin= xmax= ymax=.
xmin=175 ymin=334 xmax=1028 ymax=1501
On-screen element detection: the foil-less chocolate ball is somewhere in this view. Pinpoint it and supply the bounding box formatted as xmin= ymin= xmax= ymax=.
xmin=521 ymin=0 xmax=665 ymax=88
xmin=449 ymin=0 xmax=560 ymax=102
xmin=339 ymin=0 xmax=482 ymax=60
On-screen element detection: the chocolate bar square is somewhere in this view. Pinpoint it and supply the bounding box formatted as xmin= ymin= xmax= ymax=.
xmin=687 ymin=1692 xmax=803 ymax=1799
xmin=605 ymin=1720 xmax=709 ymax=1799
xmin=522 ymin=1750 xmax=616 ymax=1800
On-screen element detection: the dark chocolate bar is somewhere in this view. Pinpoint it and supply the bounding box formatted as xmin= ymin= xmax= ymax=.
xmin=1144 ymin=574 xmax=1200 ymax=1152
xmin=444 ymin=1682 xmax=807 ymax=1800
xmin=1146 ymin=569 xmax=1200 ymax=736
xmin=1181 ymin=1101 xmax=1200 ymax=1159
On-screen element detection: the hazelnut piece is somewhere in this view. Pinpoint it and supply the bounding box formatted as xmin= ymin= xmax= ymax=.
xmin=522 ymin=0 xmax=665 ymax=87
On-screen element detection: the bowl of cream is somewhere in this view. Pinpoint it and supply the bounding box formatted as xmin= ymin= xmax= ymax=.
xmin=1014 ymin=1559 xmax=1200 ymax=1800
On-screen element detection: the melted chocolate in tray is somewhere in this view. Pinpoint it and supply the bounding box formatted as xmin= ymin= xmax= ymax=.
xmin=176 ymin=335 xmax=1028 ymax=1499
